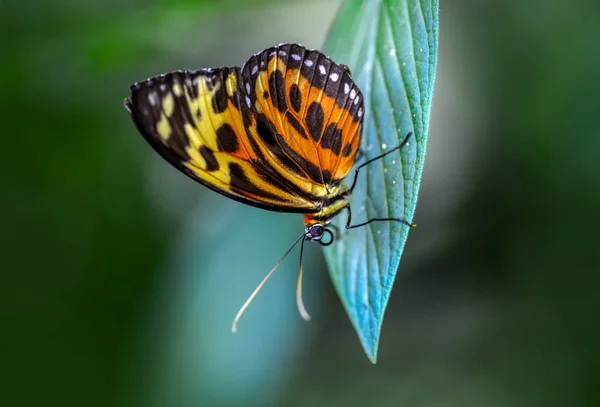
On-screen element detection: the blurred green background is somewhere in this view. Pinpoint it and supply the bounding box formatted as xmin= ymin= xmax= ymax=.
xmin=3 ymin=0 xmax=600 ymax=406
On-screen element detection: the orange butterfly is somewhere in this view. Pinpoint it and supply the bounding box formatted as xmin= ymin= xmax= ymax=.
xmin=125 ymin=44 xmax=414 ymax=331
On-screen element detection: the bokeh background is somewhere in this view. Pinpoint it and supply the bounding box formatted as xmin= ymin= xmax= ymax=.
xmin=3 ymin=0 xmax=599 ymax=406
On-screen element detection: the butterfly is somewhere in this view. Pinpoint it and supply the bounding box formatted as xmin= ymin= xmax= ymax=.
xmin=124 ymin=43 xmax=414 ymax=331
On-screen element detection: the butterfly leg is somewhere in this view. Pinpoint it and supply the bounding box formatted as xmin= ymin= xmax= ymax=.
xmin=344 ymin=205 xmax=415 ymax=230
xmin=348 ymin=132 xmax=413 ymax=193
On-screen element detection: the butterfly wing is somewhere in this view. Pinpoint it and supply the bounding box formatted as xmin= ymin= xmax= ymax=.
xmin=241 ymin=43 xmax=363 ymax=190
xmin=125 ymin=69 xmax=319 ymax=212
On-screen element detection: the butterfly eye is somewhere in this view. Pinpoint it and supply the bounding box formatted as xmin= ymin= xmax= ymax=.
xmin=306 ymin=224 xmax=324 ymax=241
xmin=305 ymin=224 xmax=335 ymax=246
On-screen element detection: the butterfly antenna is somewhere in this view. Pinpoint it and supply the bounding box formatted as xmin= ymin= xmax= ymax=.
xmin=296 ymin=237 xmax=311 ymax=321
xmin=232 ymin=231 xmax=306 ymax=333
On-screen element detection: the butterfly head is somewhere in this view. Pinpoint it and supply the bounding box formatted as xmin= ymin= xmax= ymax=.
xmin=304 ymin=223 xmax=335 ymax=246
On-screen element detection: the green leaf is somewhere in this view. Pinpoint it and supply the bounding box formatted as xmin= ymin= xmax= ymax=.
xmin=323 ymin=0 xmax=438 ymax=362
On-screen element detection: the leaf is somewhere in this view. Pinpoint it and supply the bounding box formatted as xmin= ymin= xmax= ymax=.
xmin=323 ymin=0 xmax=438 ymax=363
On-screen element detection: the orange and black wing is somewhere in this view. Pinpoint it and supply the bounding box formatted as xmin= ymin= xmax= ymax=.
xmin=125 ymin=68 xmax=319 ymax=212
xmin=241 ymin=43 xmax=363 ymax=190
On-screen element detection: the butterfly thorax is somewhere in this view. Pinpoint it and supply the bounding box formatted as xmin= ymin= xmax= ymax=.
xmin=303 ymin=185 xmax=350 ymax=226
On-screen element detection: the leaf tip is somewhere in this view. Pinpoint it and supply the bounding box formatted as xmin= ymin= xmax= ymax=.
xmin=367 ymin=348 xmax=378 ymax=364
xmin=356 ymin=324 xmax=381 ymax=364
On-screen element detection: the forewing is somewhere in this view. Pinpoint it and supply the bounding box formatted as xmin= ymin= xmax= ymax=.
xmin=125 ymin=69 xmax=318 ymax=212
xmin=241 ymin=43 xmax=363 ymax=188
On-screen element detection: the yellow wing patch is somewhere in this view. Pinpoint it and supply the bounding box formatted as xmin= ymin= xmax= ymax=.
xmin=125 ymin=69 xmax=318 ymax=212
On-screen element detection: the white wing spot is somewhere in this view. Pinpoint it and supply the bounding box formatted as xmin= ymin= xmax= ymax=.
xmin=344 ymin=83 xmax=350 ymax=94
xmin=350 ymin=89 xmax=356 ymax=99
xmin=292 ymin=54 xmax=301 ymax=61
xmin=148 ymin=92 xmax=157 ymax=106
xmin=354 ymin=95 xmax=360 ymax=105
xmin=319 ymin=65 xmax=326 ymax=75
xmin=278 ymin=50 xmax=287 ymax=56
xmin=305 ymin=59 xmax=313 ymax=67
xmin=251 ymin=65 xmax=258 ymax=75
xmin=160 ymin=84 xmax=166 ymax=91
xmin=269 ymin=51 xmax=277 ymax=56
xmin=329 ymin=72 xmax=339 ymax=82
xmin=245 ymin=82 xmax=251 ymax=94
xmin=245 ymin=96 xmax=251 ymax=107
xmin=358 ymin=108 xmax=363 ymax=117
